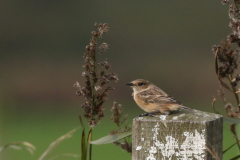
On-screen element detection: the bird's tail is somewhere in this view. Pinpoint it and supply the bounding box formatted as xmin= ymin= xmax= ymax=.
xmin=180 ymin=105 xmax=193 ymax=110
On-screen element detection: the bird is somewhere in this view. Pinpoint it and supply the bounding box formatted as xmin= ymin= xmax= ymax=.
xmin=126 ymin=79 xmax=192 ymax=116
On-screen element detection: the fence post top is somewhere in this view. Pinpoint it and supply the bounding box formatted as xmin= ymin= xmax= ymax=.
xmin=134 ymin=109 xmax=222 ymax=123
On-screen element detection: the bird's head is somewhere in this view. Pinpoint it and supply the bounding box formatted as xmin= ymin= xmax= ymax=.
xmin=126 ymin=79 xmax=151 ymax=92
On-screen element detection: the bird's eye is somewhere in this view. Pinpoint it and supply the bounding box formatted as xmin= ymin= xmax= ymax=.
xmin=138 ymin=83 xmax=144 ymax=86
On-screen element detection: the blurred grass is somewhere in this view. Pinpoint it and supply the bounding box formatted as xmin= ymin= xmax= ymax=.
xmin=0 ymin=102 xmax=134 ymax=160
xmin=0 ymin=101 xmax=239 ymax=159
xmin=223 ymin=123 xmax=240 ymax=160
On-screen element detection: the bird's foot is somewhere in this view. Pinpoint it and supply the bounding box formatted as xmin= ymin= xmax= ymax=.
xmin=138 ymin=113 xmax=153 ymax=117
xmin=137 ymin=111 xmax=161 ymax=117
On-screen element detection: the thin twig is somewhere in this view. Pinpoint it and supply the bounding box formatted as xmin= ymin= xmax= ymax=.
xmin=227 ymin=75 xmax=240 ymax=151
xmin=212 ymin=97 xmax=220 ymax=114
xmin=215 ymin=49 xmax=233 ymax=92
xmin=228 ymin=74 xmax=240 ymax=109
xmin=230 ymin=124 xmax=240 ymax=152
xmin=223 ymin=139 xmax=240 ymax=154
xmin=206 ymin=145 xmax=220 ymax=160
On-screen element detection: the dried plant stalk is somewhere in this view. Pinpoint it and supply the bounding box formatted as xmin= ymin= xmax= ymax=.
xmin=74 ymin=23 xmax=119 ymax=160
xmin=212 ymin=0 xmax=240 ymax=153
xmin=110 ymin=102 xmax=132 ymax=153
xmin=74 ymin=23 xmax=119 ymax=128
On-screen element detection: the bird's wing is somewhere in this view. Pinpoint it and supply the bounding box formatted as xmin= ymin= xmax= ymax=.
xmin=157 ymin=96 xmax=181 ymax=105
xmin=138 ymin=89 xmax=181 ymax=105
xmin=137 ymin=89 xmax=160 ymax=103
xmin=152 ymin=86 xmax=168 ymax=97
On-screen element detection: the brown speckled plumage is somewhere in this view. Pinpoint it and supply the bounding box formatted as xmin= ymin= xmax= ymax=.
xmin=127 ymin=79 xmax=192 ymax=115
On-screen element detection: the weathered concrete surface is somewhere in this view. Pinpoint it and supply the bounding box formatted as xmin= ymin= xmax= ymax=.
xmin=132 ymin=109 xmax=223 ymax=160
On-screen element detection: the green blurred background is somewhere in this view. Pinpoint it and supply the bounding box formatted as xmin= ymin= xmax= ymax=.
xmin=0 ymin=0 xmax=239 ymax=159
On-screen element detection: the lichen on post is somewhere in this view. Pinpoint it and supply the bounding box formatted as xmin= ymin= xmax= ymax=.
xmin=132 ymin=109 xmax=223 ymax=160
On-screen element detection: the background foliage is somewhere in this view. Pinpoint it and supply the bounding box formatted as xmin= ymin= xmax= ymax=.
xmin=0 ymin=1 xmax=236 ymax=159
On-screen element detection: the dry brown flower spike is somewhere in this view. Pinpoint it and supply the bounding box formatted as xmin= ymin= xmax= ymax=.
xmin=74 ymin=23 xmax=119 ymax=128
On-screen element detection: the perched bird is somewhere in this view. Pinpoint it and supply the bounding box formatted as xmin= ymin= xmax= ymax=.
xmin=126 ymin=79 xmax=192 ymax=116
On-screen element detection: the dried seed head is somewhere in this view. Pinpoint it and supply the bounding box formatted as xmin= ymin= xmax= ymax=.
xmin=95 ymin=86 xmax=102 ymax=91
xmin=222 ymin=0 xmax=230 ymax=5
xmin=99 ymin=61 xmax=111 ymax=70
xmin=86 ymin=45 xmax=90 ymax=51
xmin=74 ymin=23 xmax=118 ymax=128
xmin=99 ymin=43 xmax=109 ymax=54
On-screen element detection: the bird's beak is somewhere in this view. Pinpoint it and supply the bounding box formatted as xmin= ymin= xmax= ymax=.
xmin=126 ymin=83 xmax=133 ymax=86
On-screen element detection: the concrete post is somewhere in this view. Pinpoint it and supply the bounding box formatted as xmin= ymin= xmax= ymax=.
xmin=132 ymin=109 xmax=223 ymax=160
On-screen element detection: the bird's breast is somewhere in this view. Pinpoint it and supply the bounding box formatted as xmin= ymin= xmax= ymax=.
xmin=134 ymin=93 xmax=154 ymax=112
xmin=134 ymin=93 xmax=145 ymax=107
